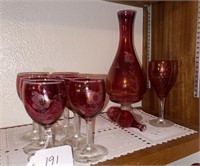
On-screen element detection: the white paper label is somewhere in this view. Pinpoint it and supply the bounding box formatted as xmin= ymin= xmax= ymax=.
xmin=27 ymin=145 xmax=73 ymax=166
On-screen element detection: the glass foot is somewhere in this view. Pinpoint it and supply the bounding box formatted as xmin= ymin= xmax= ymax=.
xmin=61 ymin=134 xmax=86 ymax=149
xmin=24 ymin=140 xmax=61 ymax=159
xmin=73 ymin=144 xmax=108 ymax=163
xmin=23 ymin=141 xmax=45 ymax=154
xmin=149 ymin=119 xmax=174 ymax=127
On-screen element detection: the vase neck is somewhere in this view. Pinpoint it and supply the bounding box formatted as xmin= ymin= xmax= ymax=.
xmin=118 ymin=10 xmax=135 ymax=46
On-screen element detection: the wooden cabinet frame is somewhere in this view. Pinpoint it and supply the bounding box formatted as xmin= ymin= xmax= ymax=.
xmin=142 ymin=1 xmax=199 ymax=129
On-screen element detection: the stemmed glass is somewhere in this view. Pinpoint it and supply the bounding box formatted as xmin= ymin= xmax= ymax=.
xmin=22 ymin=78 xmax=66 ymax=155
xmin=19 ymin=76 xmax=53 ymax=154
xmin=50 ymin=72 xmax=78 ymax=137
xmin=61 ymin=76 xmax=86 ymax=148
xmin=16 ymin=72 xmax=49 ymax=142
xmin=148 ymin=60 xmax=178 ymax=127
xmin=69 ymin=78 xmax=108 ymax=163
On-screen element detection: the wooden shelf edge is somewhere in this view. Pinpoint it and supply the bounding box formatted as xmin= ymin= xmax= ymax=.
xmin=104 ymin=0 xmax=160 ymax=7
xmin=95 ymin=133 xmax=200 ymax=165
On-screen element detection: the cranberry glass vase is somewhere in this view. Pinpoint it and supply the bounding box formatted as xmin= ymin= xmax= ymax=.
xmin=106 ymin=10 xmax=146 ymax=111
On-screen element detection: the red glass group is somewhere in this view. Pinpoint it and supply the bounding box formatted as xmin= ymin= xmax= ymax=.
xmin=15 ymin=9 xmax=179 ymax=164
xmin=16 ymin=72 xmax=108 ymax=162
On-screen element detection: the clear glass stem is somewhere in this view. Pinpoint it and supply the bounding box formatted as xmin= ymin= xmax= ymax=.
xmin=63 ymin=109 xmax=70 ymax=128
xmin=38 ymin=125 xmax=45 ymax=145
xmin=86 ymin=119 xmax=94 ymax=150
xmin=44 ymin=127 xmax=54 ymax=148
xmin=120 ymin=103 xmax=133 ymax=111
xmin=74 ymin=113 xmax=80 ymax=138
xmin=32 ymin=121 xmax=39 ymax=140
xmin=158 ymin=97 xmax=166 ymax=123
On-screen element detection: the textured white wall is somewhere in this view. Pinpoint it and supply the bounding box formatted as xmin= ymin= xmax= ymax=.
xmin=0 ymin=0 xmax=143 ymax=128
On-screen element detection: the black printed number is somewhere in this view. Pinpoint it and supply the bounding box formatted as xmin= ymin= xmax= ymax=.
xmin=45 ymin=155 xmax=59 ymax=166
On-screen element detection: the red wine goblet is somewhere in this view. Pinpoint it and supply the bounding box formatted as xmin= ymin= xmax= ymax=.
xmin=22 ymin=79 xmax=66 ymax=154
xmin=69 ymin=78 xmax=108 ymax=163
xmin=148 ymin=60 xmax=178 ymax=127
xmin=16 ymin=72 xmax=49 ymax=143
xmin=20 ymin=76 xmax=54 ymax=154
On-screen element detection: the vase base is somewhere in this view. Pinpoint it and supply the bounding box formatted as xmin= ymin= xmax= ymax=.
xmin=108 ymin=104 xmax=143 ymax=122
xmin=149 ymin=119 xmax=174 ymax=127
xmin=109 ymin=96 xmax=142 ymax=105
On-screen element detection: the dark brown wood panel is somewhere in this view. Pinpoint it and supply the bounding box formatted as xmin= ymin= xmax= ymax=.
xmin=142 ymin=1 xmax=199 ymax=129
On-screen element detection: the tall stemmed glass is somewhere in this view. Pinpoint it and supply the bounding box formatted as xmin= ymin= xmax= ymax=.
xmin=148 ymin=60 xmax=178 ymax=127
xmin=22 ymin=79 xmax=66 ymax=154
xmin=51 ymin=72 xmax=78 ymax=137
xmin=61 ymin=76 xmax=86 ymax=148
xmin=19 ymin=76 xmax=52 ymax=154
xmin=16 ymin=72 xmax=49 ymax=142
xmin=69 ymin=78 xmax=108 ymax=163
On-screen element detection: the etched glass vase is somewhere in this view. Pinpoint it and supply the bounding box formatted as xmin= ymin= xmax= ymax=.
xmin=106 ymin=10 xmax=146 ymax=112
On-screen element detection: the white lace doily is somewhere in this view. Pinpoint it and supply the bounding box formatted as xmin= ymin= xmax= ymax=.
xmin=0 ymin=109 xmax=197 ymax=166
